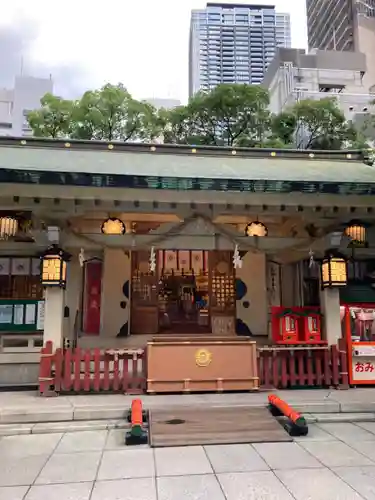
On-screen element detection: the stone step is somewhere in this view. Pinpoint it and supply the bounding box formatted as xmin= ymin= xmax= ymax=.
xmin=0 ymin=419 xmax=135 ymax=436
xmin=0 ymin=412 xmax=374 ymax=437
xmin=1 ymin=400 xmax=375 ymax=424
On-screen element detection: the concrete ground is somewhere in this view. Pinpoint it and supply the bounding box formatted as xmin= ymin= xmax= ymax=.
xmin=1 ymin=422 xmax=375 ymax=499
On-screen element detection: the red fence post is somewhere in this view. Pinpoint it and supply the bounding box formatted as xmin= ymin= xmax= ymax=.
xmin=103 ymin=353 xmax=110 ymax=391
xmin=63 ymin=348 xmax=73 ymax=392
xmin=330 ymin=344 xmax=340 ymax=387
xmin=258 ymin=346 xmax=344 ymax=390
xmin=142 ymin=346 xmax=147 ymax=393
xmin=323 ymin=348 xmax=332 ymax=386
xmin=338 ymin=338 xmax=349 ymax=389
xmin=288 ymin=349 xmax=297 ymax=387
xmin=93 ymin=348 xmax=101 ymax=392
xmin=258 ymin=350 xmax=274 ymax=389
xmin=280 ymin=351 xmax=288 ymax=388
xmin=46 ymin=347 xmax=149 ymax=395
xmin=39 ymin=341 xmax=55 ymax=396
xmin=54 ymin=348 xmax=63 ymax=393
xmin=314 ymin=349 xmax=323 ymax=386
xmin=83 ymin=350 xmax=91 ymax=392
xmin=296 ymin=350 xmax=306 ymax=387
xmin=132 ymin=353 xmax=140 ymax=394
xmin=113 ymin=354 xmax=120 ymax=392
xmin=306 ymin=350 xmax=314 ymax=386
xmin=272 ymin=351 xmax=279 ymax=388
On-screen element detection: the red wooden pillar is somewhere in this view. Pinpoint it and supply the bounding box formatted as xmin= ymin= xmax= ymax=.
xmin=82 ymin=259 xmax=103 ymax=335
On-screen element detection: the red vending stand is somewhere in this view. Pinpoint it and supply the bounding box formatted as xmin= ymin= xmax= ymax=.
xmin=271 ymin=307 xmax=323 ymax=345
xmin=301 ymin=312 xmax=321 ymax=343
xmin=271 ymin=307 xmax=299 ymax=343
xmin=279 ymin=313 xmax=299 ymax=343
xmin=344 ymin=304 xmax=375 ymax=385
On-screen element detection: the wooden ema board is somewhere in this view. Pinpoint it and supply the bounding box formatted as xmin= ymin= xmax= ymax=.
xmin=149 ymin=406 xmax=292 ymax=447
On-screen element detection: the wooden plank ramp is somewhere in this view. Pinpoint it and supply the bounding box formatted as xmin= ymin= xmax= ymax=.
xmin=149 ymin=406 xmax=292 ymax=447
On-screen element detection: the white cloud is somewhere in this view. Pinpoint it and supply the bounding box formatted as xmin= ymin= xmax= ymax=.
xmin=0 ymin=0 xmax=307 ymax=101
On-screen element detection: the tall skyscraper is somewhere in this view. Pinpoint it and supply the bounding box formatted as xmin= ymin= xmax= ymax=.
xmin=189 ymin=3 xmax=291 ymax=97
xmin=306 ymin=0 xmax=375 ymax=91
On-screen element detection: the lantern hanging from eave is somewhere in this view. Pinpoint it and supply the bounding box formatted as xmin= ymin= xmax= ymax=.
xmin=101 ymin=217 xmax=126 ymax=235
xmin=0 ymin=216 xmax=18 ymax=240
xmin=321 ymin=250 xmax=347 ymax=289
xmin=40 ymin=245 xmax=71 ymax=289
xmin=344 ymin=220 xmax=366 ymax=247
xmin=245 ymin=221 xmax=268 ymax=237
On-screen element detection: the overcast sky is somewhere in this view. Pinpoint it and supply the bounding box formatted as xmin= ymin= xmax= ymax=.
xmin=0 ymin=0 xmax=307 ymax=102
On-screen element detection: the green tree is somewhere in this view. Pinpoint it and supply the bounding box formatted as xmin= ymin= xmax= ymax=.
xmin=27 ymin=93 xmax=74 ymax=138
xmin=28 ymin=84 xmax=159 ymax=142
xmin=163 ymin=84 xmax=272 ymax=146
xmin=347 ymin=105 xmax=375 ymax=149
xmin=71 ymin=83 xmax=159 ymax=142
xmin=270 ymin=111 xmax=297 ymax=147
xmin=157 ymin=106 xmax=197 ymax=144
xmin=292 ymin=97 xmax=354 ymax=150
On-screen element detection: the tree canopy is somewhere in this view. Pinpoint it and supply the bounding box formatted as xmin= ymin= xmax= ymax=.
xmin=28 ymin=82 xmax=374 ymax=150
xmin=28 ymin=84 xmax=160 ymax=142
xmin=28 ymin=94 xmax=74 ymax=138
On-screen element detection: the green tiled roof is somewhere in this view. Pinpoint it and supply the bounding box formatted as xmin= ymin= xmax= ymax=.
xmin=0 ymin=145 xmax=374 ymax=184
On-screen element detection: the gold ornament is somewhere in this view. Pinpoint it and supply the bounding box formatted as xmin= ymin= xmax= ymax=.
xmin=195 ymin=348 xmax=212 ymax=367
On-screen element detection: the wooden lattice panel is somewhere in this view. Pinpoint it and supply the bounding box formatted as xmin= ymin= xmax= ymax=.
xmin=209 ymin=251 xmax=235 ymax=315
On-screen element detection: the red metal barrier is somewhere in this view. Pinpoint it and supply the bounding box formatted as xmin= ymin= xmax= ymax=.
xmin=130 ymin=399 xmax=143 ymax=428
xmin=125 ymin=399 xmax=148 ymax=445
xmin=268 ymin=394 xmax=305 ymax=427
xmin=39 ymin=345 xmax=146 ymax=396
xmin=258 ymin=342 xmax=349 ymax=390
xmin=268 ymin=394 xmax=308 ymax=436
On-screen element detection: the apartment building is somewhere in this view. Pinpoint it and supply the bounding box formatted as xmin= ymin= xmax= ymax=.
xmin=263 ymin=47 xmax=374 ymax=146
xmin=189 ymin=3 xmax=291 ymax=97
xmin=0 ymin=76 xmax=53 ymax=136
xmin=306 ymin=0 xmax=375 ymax=91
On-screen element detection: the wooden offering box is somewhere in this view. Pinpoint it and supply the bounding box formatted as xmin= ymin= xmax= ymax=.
xmin=146 ymin=336 xmax=259 ymax=393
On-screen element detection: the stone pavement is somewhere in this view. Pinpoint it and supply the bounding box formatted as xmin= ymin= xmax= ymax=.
xmin=1 ymin=422 xmax=375 ymax=499
xmin=2 ymin=388 xmax=375 ymax=426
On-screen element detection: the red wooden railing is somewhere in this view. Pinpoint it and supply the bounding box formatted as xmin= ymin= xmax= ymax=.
xmin=39 ymin=339 xmax=349 ymax=396
xmin=39 ymin=341 xmax=146 ymax=396
xmin=258 ymin=339 xmax=349 ymax=390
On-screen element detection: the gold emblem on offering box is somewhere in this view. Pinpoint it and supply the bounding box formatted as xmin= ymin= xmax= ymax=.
xmin=195 ymin=348 xmax=212 ymax=367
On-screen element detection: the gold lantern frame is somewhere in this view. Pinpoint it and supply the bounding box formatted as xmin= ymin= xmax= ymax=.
xmin=344 ymin=220 xmax=367 ymax=248
xmin=40 ymin=245 xmax=71 ymax=289
xmin=0 ymin=216 xmax=18 ymax=240
xmin=245 ymin=221 xmax=268 ymax=237
xmin=320 ymin=250 xmax=347 ymax=289
xmin=101 ymin=217 xmax=126 ymax=235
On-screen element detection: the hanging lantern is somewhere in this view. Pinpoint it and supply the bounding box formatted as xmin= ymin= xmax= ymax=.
xmin=245 ymin=221 xmax=268 ymax=237
xmin=101 ymin=218 xmax=126 ymax=235
xmin=344 ymin=220 xmax=366 ymax=247
xmin=0 ymin=216 xmax=18 ymax=240
xmin=40 ymin=245 xmax=71 ymax=288
xmin=321 ymin=250 xmax=347 ymax=289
